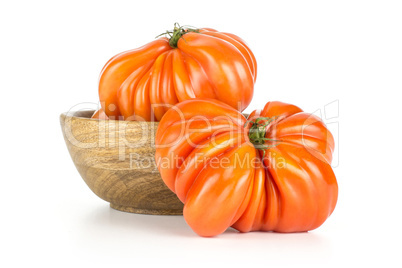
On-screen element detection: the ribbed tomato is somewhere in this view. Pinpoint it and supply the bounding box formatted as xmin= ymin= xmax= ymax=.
xmin=97 ymin=24 xmax=256 ymax=121
xmin=155 ymin=99 xmax=338 ymax=237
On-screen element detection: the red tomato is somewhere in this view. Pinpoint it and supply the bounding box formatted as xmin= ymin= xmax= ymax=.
xmin=155 ymin=99 xmax=338 ymax=237
xmin=98 ymin=24 xmax=256 ymax=121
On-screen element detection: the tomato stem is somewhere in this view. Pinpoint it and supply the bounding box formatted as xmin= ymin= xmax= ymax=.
xmin=245 ymin=117 xmax=281 ymax=156
xmin=156 ymin=23 xmax=199 ymax=48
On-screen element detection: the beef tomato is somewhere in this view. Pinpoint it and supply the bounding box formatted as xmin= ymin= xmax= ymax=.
xmin=97 ymin=24 xmax=256 ymax=121
xmin=155 ymin=99 xmax=337 ymax=237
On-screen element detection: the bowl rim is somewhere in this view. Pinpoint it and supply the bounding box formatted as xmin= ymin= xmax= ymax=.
xmin=60 ymin=110 xmax=159 ymax=125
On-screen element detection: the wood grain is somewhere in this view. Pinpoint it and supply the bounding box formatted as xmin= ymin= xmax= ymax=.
xmin=60 ymin=110 xmax=183 ymax=215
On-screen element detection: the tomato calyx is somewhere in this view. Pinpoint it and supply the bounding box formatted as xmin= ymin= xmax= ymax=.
xmin=156 ymin=23 xmax=199 ymax=48
xmin=245 ymin=117 xmax=281 ymax=154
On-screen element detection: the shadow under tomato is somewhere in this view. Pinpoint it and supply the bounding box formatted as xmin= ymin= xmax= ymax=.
xmin=74 ymin=204 xmax=333 ymax=264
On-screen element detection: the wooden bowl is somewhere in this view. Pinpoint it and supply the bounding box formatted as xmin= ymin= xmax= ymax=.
xmin=60 ymin=110 xmax=183 ymax=215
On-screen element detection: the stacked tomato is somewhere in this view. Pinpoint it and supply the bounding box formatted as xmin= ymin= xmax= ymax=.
xmin=94 ymin=24 xmax=338 ymax=237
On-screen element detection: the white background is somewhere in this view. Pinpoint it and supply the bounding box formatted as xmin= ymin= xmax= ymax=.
xmin=1 ymin=0 xmax=401 ymax=267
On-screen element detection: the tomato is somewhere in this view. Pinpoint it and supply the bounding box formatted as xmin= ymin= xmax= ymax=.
xmin=91 ymin=108 xmax=109 ymax=120
xmin=98 ymin=24 xmax=257 ymax=121
xmin=155 ymin=99 xmax=338 ymax=237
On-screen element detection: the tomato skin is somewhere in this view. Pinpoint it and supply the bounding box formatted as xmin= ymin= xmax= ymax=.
xmin=99 ymin=38 xmax=170 ymax=120
xmin=155 ymin=99 xmax=338 ymax=237
xmin=98 ymin=28 xmax=256 ymax=121
xmin=91 ymin=108 xmax=109 ymax=120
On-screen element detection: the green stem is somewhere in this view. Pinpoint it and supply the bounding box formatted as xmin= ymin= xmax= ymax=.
xmin=156 ymin=23 xmax=199 ymax=48
xmin=245 ymin=117 xmax=281 ymax=156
